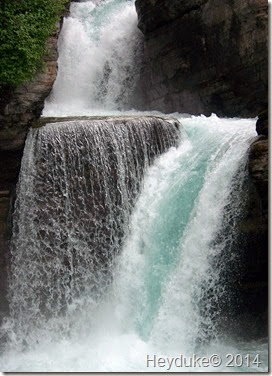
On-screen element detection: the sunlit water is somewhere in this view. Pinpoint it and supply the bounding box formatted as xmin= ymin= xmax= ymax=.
xmin=0 ymin=0 xmax=268 ymax=372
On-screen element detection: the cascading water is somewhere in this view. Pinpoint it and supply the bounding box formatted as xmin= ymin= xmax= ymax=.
xmin=0 ymin=115 xmax=267 ymax=371
xmin=3 ymin=116 xmax=179 ymax=349
xmin=0 ymin=0 xmax=268 ymax=372
xmin=43 ymin=0 xmax=143 ymax=115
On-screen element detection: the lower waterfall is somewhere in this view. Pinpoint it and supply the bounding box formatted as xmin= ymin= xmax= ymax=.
xmin=0 ymin=114 xmax=268 ymax=371
xmin=3 ymin=117 xmax=179 ymax=349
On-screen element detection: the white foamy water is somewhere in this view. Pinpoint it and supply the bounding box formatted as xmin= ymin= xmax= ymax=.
xmin=0 ymin=0 xmax=268 ymax=372
xmin=43 ymin=0 xmax=143 ymax=116
xmin=0 ymin=115 xmax=268 ymax=372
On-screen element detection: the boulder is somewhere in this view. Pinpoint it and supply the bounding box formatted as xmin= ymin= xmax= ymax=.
xmin=248 ymin=110 xmax=268 ymax=221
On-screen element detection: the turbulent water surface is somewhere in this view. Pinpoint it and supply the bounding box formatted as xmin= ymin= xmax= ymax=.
xmin=0 ymin=0 xmax=268 ymax=372
xmin=0 ymin=114 xmax=267 ymax=372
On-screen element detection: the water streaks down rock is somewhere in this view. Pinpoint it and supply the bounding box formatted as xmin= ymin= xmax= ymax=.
xmin=7 ymin=116 xmax=180 ymax=346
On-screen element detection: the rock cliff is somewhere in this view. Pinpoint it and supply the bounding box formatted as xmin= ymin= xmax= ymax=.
xmin=212 ymin=109 xmax=268 ymax=341
xmin=231 ymin=110 xmax=268 ymax=338
xmin=0 ymin=5 xmax=70 ymax=321
xmin=134 ymin=0 xmax=268 ymax=117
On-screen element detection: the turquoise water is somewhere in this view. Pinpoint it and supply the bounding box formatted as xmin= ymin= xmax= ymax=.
xmin=112 ymin=116 xmax=267 ymax=360
xmin=127 ymin=121 xmax=231 ymax=340
xmin=0 ymin=114 xmax=268 ymax=372
xmin=70 ymin=0 xmax=130 ymax=39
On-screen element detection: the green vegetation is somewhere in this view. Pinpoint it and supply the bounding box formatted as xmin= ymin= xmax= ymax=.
xmin=0 ymin=0 xmax=68 ymax=86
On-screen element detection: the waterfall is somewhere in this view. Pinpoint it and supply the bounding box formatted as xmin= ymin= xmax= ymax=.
xmin=110 ymin=116 xmax=258 ymax=353
xmin=0 ymin=115 xmax=267 ymax=371
xmin=0 ymin=0 xmax=268 ymax=372
xmin=43 ymin=0 xmax=143 ymax=116
xmin=4 ymin=117 xmax=179 ymax=349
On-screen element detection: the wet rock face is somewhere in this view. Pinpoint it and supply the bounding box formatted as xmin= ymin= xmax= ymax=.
xmin=256 ymin=110 xmax=268 ymax=136
xmin=0 ymin=30 xmax=61 ymax=153
xmin=136 ymin=0 xmax=208 ymax=33
xmin=134 ymin=0 xmax=268 ymax=117
xmin=248 ymin=137 xmax=268 ymax=211
xmin=9 ymin=117 xmax=180 ymax=324
xmin=248 ymin=110 xmax=268 ymax=219
xmin=0 ymin=9 xmax=69 ymax=321
xmin=234 ymin=111 xmax=268 ymax=338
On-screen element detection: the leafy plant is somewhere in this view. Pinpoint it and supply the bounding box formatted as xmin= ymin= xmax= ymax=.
xmin=0 ymin=0 xmax=68 ymax=86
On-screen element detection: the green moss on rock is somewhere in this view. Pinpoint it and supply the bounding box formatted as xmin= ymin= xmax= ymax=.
xmin=0 ymin=0 xmax=69 ymax=86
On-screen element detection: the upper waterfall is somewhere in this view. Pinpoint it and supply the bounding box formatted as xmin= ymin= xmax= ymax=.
xmin=43 ymin=0 xmax=143 ymax=116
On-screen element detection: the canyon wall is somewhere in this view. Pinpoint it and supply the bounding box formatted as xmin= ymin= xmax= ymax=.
xmin=0 ymin=6 xmax=70 ymax=320
xmin=134 ymin=0 xmax=268 ymax=117
xmin=224 ymin=109 xmax=268 ymax=339
xmin=242 ymin=110 xmax=268 ymax=333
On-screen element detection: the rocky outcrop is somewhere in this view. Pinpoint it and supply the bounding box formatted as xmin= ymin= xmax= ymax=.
xmin=256 ymin=109 xmax=268 ymax=137
xmin=248 ymin=109 xmax=268 ymax=246
xmin=0 ymin=6 xmax=70 ymax=321
xmin=134 ymin=0 xmax=268 ymax=117
xmin=231 ymin=110 xmax=268 ymax=338
xmin=248 ymin=109 xmax=268 ymax=232
xmin=0 ymin=21 xmax=68 ymax=151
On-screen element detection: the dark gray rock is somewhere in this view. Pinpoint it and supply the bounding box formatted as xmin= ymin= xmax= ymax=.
xmin=134 ymin=0 xmax=268 ymax=117
xmin=232 ymin=112 xmax=268 ymax=339
xmin=256 ymin=109 xmax=268 ymax=136
xmin=248 ymin=110 xmax=268 ymax=229
xmin=136 ymin=0 xmax=208 ymax=33
xmin=6 ymin=116 xmax=181 ymax=327
xmin=249 ymin=137 xmax=268 ymax=202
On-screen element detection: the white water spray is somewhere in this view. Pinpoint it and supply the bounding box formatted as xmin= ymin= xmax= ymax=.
xmin=2 ymin=117 xmax=178 ymax=350
xmin=0 ymin=115 xmax=268 ymax=371
xmin=44 ymin=0 xmax=143 ymax=115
